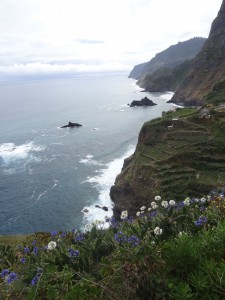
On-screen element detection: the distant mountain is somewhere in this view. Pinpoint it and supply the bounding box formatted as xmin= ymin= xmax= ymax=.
xmin=171 ymin=1 xmax=225 ymax=106
xmin=129 ymin=37 xmax=206 ymax=80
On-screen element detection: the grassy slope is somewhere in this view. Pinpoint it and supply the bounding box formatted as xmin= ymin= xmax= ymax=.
xmin=113 ymin=107 xmax=225 ymax=213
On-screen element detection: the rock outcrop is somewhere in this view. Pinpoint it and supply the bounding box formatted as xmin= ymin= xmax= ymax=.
xmin=129 ymin=97 xmax=157 ymax=107
xmin=170 ymin=0 xmax=225 ymax=106
xmin=61 ymin=122 xmax=82 ymax=128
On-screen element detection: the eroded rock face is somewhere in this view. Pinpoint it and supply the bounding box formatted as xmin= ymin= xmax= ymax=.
xmin=171 ymin=0 xmax=225 ymax=106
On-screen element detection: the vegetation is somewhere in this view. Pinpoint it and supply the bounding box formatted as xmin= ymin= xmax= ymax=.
xmin=112 ymin=107 xmax=225 ymax=208
xmin=1 ymin=192 xmax=225 ymax=299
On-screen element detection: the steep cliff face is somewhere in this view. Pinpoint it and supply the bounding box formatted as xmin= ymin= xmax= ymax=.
xmin=128 ymin=37 xmax=206 ymax=80
xmin=171 ymin=0 xmax=225 ymax=106
xmin=110 ymin=108 xmax=225 ymax=218
xmin=137 ymin=60 xmax=192 ymax=92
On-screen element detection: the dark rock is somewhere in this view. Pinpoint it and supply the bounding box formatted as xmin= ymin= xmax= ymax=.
xmin=95 ymin=205 xmax=101 ymax=209
xmin=130 ymin=97 xmax=157 ymax=107
xmin=61 ymin=122 xmax=82 ymax=128
xmin=102 ymin=206 xmax=108 ymax=211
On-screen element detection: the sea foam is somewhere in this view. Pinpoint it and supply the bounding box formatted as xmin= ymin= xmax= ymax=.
xmin=81 ymin=146 xmax=135 ymax=227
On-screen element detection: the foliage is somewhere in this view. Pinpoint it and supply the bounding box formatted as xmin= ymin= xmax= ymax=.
xmin=1 ymin=191 xmax=225 ymax=299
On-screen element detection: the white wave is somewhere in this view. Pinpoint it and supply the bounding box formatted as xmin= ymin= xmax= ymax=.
xmin=35 ymin=179 xmax=58 ymax=203
xmin=0 ymin=142 xmax=45 ymax=165
xmin=81 ymin=145 xmax=135 ymax=227
xmin=79 ymin=154 xmax=103 ymax=166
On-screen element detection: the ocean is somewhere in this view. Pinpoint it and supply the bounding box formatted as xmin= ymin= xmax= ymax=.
xmin=0 ymin=73 xmax=176 ymax=235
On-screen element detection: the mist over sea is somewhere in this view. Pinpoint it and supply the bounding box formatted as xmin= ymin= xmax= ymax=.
xmin=0 ymin=73 xmax=176 ymax=235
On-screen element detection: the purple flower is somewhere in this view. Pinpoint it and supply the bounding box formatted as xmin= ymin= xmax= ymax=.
xmin=114 ymin=231 xmax=127 ymax=244
xmin=24 ymin=247 xmax=30 ymax=254
xmin=6 ymin=272 xmax=17 ymax=284
xmin=17 ymin=244 xmax=21 ymax=249
xmin=74 ymin=233 xmax=85 ymax=243
xmin=1 ymin=269 xmax=9 ymax=278
xmin=200 ymin=206 xmax=206 ymax=212
xmin=127 ymin=235 xmax=140 ymax=247
xmin=31 ymin=275 xmax=39 ymax=286
xmin=20 ymin=257 xmax=26 ymax=264
xmin=60 ymin=231 xmax=67 ymax=238
xmin=31 ymin=240 xmax=37 ymax=246
xmin=31 ymin=268 xmax=43 ymax=285
xmin=33 ymin=247 xmax=39 ymax=256
xmin=68 ymin=248 xmax=79 ymax=257
xmin=109 ymin=217 xmax=120 ymax=229
xmin=51 ymin=231 xmax=58 ymax=237
xmin=194 ymin=216 xmax=208 ymax=227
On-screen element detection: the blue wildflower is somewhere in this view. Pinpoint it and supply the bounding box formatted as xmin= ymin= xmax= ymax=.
xmin=127 ymin=235 xmax=140 ymax=247
xmin=24 ymin=247 xmax=30 ymax=254
xmin=68 ymin=248 xmax=79 ymax=257
xmin=31 ymin=268 xmax=43 ymax=285
xmin=194 ymin=216 xmax=208 ymax=227
xmin=20 ymin=257 xmax=26 ymax=264
xmin=114 ymin=231 xmax=127 ymax=244
xmin=74 ymin=233 xmax=85 ymax=243
xmin=31 ymin=275 xmax=39 ymax=286
xmin=31 ymin=240 xmax=37 ymax=246
xmin=1 ymin=269 xmax=9 ymax=278
xmin=109 ymin=217 xmax=120 ymax=229
xmin=33 ymin=247 xmax=39 ymax=256
xmin=51 ymin=231 xmax=58 ymax=237
xmin=60 ymin=231 xmax=67 ymax=238
xmin=6 ymin=272 xmax=17 ymax=284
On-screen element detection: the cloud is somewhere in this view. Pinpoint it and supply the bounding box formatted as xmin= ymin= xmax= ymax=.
xmin=0 ymin=0 xmax=222 ymax=76
xmin=76 ymin=39 xmax=105 ymax=44
xmin=0 ymin=62 xmax=131 ymax=78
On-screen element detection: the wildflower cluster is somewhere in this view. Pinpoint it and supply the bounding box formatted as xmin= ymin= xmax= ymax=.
xmin=1 ymin=191 xmax=225 ymax=299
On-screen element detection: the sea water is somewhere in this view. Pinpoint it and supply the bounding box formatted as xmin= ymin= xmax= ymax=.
xmin=0 ymin=73 xmax=176 ymax=234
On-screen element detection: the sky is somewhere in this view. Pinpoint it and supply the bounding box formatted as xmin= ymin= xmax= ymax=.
xmin=0 ymin=0 xmax=222 ymax=78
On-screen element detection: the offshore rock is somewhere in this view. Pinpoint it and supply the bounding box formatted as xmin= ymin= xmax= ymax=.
xmin=130 ymin=97 xmax=157 ymax=107
xmin=61 ymin=122 xmax=82 ymax=128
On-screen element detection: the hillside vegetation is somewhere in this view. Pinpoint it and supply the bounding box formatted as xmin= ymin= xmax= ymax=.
xmin=111 ymin=107 xmax=225 ymax=217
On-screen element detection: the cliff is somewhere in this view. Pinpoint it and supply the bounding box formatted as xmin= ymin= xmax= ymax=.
xmin=111 ymin=1 xmax=225 ymax=218
xmin=129 ymin=37 xmax=206 ymax=80
xmin=170 ymin=0 xmax=225 ymax=106
xmin=110 ymin=107 xmax=225 ymax=218
xmin=137 ymin=60 xmax=192 ymax=92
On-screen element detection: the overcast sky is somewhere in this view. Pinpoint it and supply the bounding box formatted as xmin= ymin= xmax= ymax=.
xmin=0 ymin=0 xmax=222 ymax=77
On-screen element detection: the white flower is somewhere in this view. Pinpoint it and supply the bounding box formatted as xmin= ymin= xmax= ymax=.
xmin=200 ymin=197 xmax=206 ymax=204
xmin=183 ymin=197 xmax=190 ymax=206
xmin=120 ymin=210 xmax=128 ymax=220
xmin=140 ymin=206 xmax=146 ymax=211
xmin=148 ymin=207 xmax=152 ymax=212
xmin=178 ymin=231 xmax=187 ymax=237
xmin=154 ymin=227 xmax=162 ymax=236
xmin=161 ymin=201 xmax=168 ymax=208
xmin=169 ymin=200 xmax=176 ymax=206
xmin=151 ymin=201 xmax=158 ymax=209
xmin=84 ymin=223 xmax=93 ymax=232
xmin=154 ymin=195 xmax=161 ymax=201
xmin=136 ymin=211 xmax=141 ymax=216
xmin=47 ymin=241 xmax=57 ymax=250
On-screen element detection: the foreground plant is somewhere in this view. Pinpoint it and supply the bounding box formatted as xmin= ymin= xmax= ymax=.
xmin=1 ymin=191 xmax=225 ymax=299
